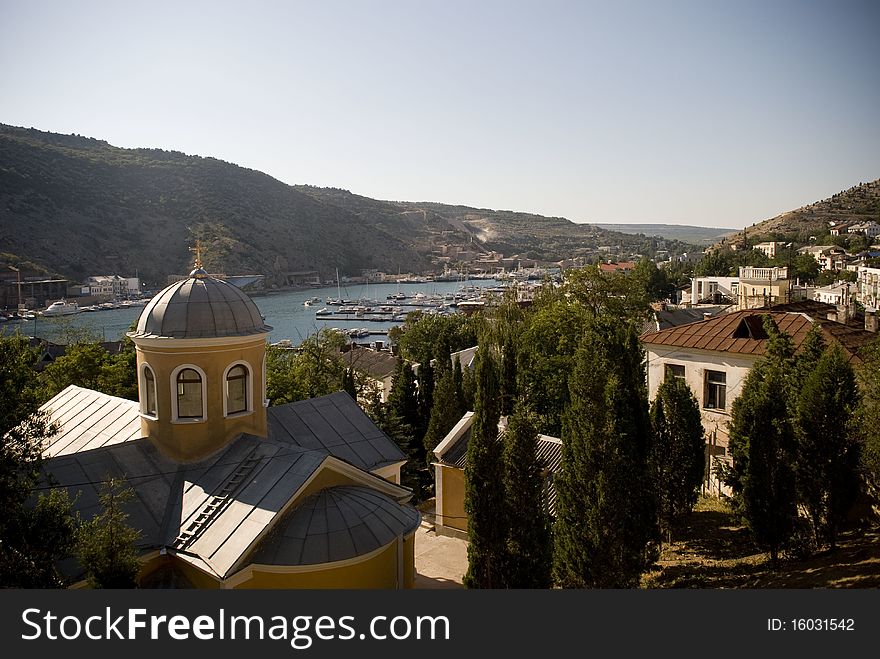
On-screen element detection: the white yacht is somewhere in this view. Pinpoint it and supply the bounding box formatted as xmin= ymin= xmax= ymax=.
xmin=42 ymin=299 xmax=81 ymax=316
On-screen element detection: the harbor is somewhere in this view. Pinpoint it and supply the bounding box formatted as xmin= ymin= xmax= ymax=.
xmin=1 ymin=278 xmax=522 ymax=345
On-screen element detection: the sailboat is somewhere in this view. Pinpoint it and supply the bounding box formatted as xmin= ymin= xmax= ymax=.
xmin=326 ymin=268 xmax=343 ymax=305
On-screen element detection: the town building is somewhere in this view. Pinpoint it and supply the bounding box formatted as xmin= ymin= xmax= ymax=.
xmin=38 ymin=259 xmax=419 ymax=588
xmin=858 ymin=266 xmax=880 ymax=309
xmin=430 ymin=412 xmax=561 ymax=537
xmin=737 ymin=266 xmax=791 ymax=309
xmin=641 ymin=302 xmax=878 ymax=495
xmin=754 ymin=241 xmax=781 ymax=258
xmin=339 ymin=345 xmax=400 ymax=403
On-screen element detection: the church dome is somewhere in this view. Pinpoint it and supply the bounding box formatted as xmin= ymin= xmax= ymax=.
xmin=130 ymin=270 xmax=272 ymax=339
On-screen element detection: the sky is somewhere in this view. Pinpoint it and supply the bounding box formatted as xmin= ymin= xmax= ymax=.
xmin=1 ymin=0 xmax=878 ymax=229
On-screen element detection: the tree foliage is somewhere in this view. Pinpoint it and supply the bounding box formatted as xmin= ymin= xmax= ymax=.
xmin=501 ymin=405 xmax=552 ymax=588
xmin=650 ymin=377 xmax=706 ymax=542
xmin=794 ymin=346 xmax=861 ymax=548
xmin=463 ymin=347 xmax=507 ymax=588
xmin=725 ymin=318 xmax=798 ymax=566
xmin=553 ymin=317 xmax=657 ymax=588
xmin=39 ymin=340 xmax=137 ymax=402
xmin=423 ymin=360 xmax=464 ymax=460
xmin=516 ymin=301 xmax=589 ymax=436
xmin=0 ymin=336 xmax=77 ymax=587
xmin=76 ymin=478 xmax=142 ymax=588
xmin=265 ymin=328 xmax=345 ymax=405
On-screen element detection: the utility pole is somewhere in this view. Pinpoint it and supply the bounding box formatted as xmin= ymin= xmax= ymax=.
xmin=8 ymin=265 xmax=23 ymax=312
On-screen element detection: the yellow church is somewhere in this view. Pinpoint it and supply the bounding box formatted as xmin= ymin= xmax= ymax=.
xmin=39 ymin=259 xmax=420 ymax=588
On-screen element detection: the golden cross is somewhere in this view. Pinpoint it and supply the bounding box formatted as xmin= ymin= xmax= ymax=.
xmin=189 ymin=240 xmax=204 ymax=268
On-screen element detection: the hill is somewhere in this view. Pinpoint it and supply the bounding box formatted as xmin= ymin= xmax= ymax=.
xmin=0 ymin=125 xmax=429 ymax=287
xmin=294 ymin=188 xmax=697 ymax=264
xmin=714 ymin=179 xmax=880 ymax=248
xmin=593 ymin=223 xmax=735 ymax=245
xmin=0 ymin=124 xmax=697 ymax=287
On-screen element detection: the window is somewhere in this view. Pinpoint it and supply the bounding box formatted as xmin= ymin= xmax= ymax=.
xmin=704 ymin=370 xmax=726 ymax=410
xmin=143 ymin=365 xmax=157 ymax=416
xmin=176 ymin=368 xmax=203 ymax=419
xmin=664 ymin=364 xmax=685 ymax=381
xmin=226 ymin=364 xmax=248 ymax=415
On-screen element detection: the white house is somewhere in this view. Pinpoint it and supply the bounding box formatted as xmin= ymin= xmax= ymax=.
xmin=813 ymin=282 xmax=851 ymax=306
xmin=850 ymin=221 xmax=880 ymax=239
xmin=641 ymin=302 xmax=877 ymax=495
xmin=754 ymin=241 xmax=781 ymax=258
xmin=690 ymin=276 xmax=739 ymax=305
xmin=858 ymin=266 xmax=880 ymax=309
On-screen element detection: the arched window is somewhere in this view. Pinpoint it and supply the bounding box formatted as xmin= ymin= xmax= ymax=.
xmin=143 ymin=365 xmax=157 ymax=417
xmin=226 ymin=364 xmax=249 ymax=415
xmin=176 ymin=368 xmax=203 ymax=419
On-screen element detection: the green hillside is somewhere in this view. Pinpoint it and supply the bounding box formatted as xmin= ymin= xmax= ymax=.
xmin=1 ymin=124 xmax=697 ymax=288
xmin=0 ymin=125 xmax=428 ymax=287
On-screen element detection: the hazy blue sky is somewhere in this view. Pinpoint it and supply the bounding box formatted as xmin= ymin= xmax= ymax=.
xmin=1 ymin=0 xmax=878 ymax=228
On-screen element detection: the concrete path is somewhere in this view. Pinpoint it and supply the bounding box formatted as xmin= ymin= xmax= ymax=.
xmin=413 ymin=511 xmax=468 ymax=589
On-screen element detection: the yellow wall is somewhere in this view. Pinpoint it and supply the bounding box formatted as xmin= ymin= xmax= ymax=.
xmin=231 ymin=532 xmax=416 ymax=589
xmin=134 ymin=336 xmax=267 ymax=462
xmin=438 ymin=465 xmax=467 ymax=533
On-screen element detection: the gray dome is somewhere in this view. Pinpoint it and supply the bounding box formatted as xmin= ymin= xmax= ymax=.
xmin=249 ymin=486 xmax=420 ymax=566
xmin=130 ymin=274 xmax=272 ymax=339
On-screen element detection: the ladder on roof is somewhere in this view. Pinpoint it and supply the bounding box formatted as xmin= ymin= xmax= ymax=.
xmin=172 ymin=452 xmax=261 ymax=551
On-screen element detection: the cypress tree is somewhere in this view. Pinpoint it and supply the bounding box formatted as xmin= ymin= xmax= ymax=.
xmin=342 ymin=367 xmax=357 ymax=399
xmin=727 ymin=357 xmax=797 ymax=567
xmin=499 ymin=335 xmax=518 ymax=417
xmin=463 ymin=347 xmax=507 ymax=588
xmin=650 ymin=377 xmax=705 ymax=543
xmin=423 ymin=360 xmax=464 ymax=460
xmin=502 ymin=405 xmax=552 ymax=588
xmin=387 ymin=358 xmax=427 ymax=500
xmin=795 ymin=345 xmax=861 ymax=549
xmin=453 ymin=359 xmax=465 ymax=411
xmin=553 ymin=317 xmax=657 ymax=588
xmin=416 ymin=361 xmax=435 ymax=441
xmin=76 ymin=478 xmax=142 ymax=588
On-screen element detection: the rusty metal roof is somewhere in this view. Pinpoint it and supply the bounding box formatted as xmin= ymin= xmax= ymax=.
xmin=641 ymin=309 xmax=875 ymax=362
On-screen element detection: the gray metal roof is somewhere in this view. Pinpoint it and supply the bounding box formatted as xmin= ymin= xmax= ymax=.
xmin=267 ymin=392 xmax=406 ymax=471
xmin=39 ymin=387 xmax=412 ymax=582
xmin=130 ymin=274 xmax=271 ymax=339
xmin=249 ymin=486 xmax=420 ymax=566
xmin=435 ymin=411 xmax=563 ymax=515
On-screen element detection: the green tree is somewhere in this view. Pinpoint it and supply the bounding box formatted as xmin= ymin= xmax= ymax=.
xmin=794 ymin=346 xmax=861 ymax=549
xmin=502 ymin=405 xmax=552 ymax=588
xmin=0 ymin=336 xmax=77 ymax=587
xmin=387 ymin=358 xmax=427 ymax=500
xmin=265 ymin=329 xmax=345 ymax=405
xmin=463 ymin=347 xmax=507 ymax=588
xmin=453 ymin=359 xmax=466 ymax=411
xmin=553 ymin=317 xmax=657 ymax=588
xmin=76 ymin=478 xmax=142 ymax=588
xmin=634 ymin=258 xmax=673 ymax=301
xmin=650 ymin=377 xmax=706 ymax=542
xmin=416 ymin=361 xmax=435 ymax=441
xmin=517 ymin=301 xmax=589 ymax=436
xmin=342 ymin=367 xmax=357 ymax=399
xmin=858 ymin=338 xmax=880 ymax=487
xmin=395 ymin=313 xmax=477 ymax=365
xmin=726 ymin=354 xmax=798 ymax=567
xmin=564 ymin=264 xmax=651 ymax=323
xmin=423 ymin=360 xmax=464 ymax=459
xmin=40 ymin=342 xmax=111 ymax=400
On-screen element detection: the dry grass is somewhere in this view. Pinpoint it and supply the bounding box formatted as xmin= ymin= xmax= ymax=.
xmin=642 ymin=496 xmax=880 ymax=588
